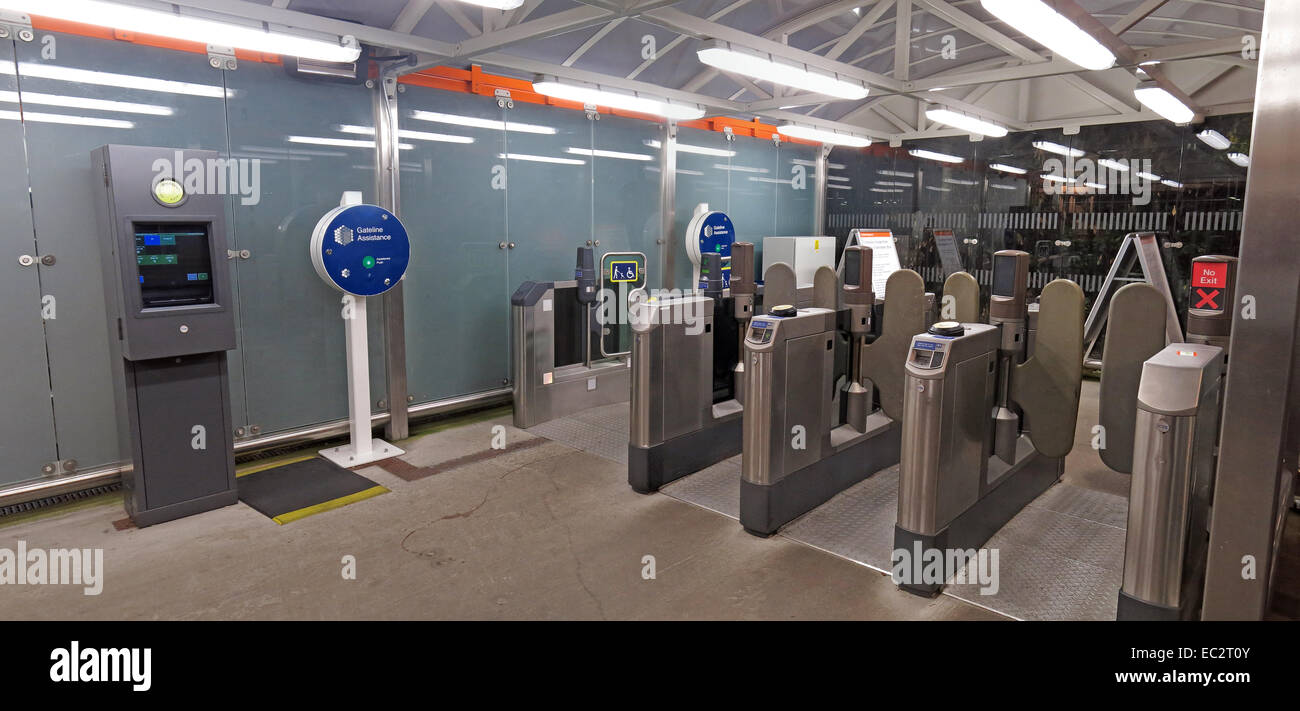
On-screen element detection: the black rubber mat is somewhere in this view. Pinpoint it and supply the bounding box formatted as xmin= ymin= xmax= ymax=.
xmin=237 ymin=457 xmax=387 ymax=525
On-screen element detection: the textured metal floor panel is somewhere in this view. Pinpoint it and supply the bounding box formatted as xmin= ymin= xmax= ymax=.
xmin=566 ymin=402 xmax=631 ymax=434
xmin=779 ymin=466 xmax=900 ymax=573
xmin=659 ymin=455 xmax=742 ymax=520
xmin=527 ymin=414 xmax=628 ymax=464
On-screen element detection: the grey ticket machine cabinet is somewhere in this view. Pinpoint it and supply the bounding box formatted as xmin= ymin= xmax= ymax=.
xmin=894 ymin=251 xmax=1084 ymax=595
xmin=511 ymin=247 xmax=641 ymax=429
xmin=739 ymin=251 xmax=927 ymax=537
xmin=92 ymin=145 xmax=238 ymax=527
xmin=627 ymin=247 xmax=757 ymax=493
xmin=1117 ymin=345 xmax=1225 ymax=621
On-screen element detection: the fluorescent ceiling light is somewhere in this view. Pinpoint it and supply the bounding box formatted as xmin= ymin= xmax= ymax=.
xmin=989 ymin=162 xmax=1026 ymax=175
xmin=1136 ymin=171 xmax=1161 ymax=181
xmin=944 ymin=177 xmax=978 ymax=186
xmin=1161 ymin=179 xmax=1183 ymax=188
xmin=1032 ymin=140 xmax=1084 ymax=158
xmin=697 ymin=41 xmax=869 ymax=100
xmin=871 ymin=187 xmax=904 ymax=193
xmin=337 ymin=124 xmax=474 ymax=144
xmin=643 ymin=139 xmax=735 ymax=157
xmin=1041 ymin=174 xmax=1076 ymax=184
xmin=1228 ymin=152 xmax=1250 ymax=167
xmin=532 ymin=78 xmax=704 ymax=120
xmin=925 ymin=108 xmax=1008 ymax=137
xmin=1097 ymin=158 xmax=1130 ymax=172
xmin=0 ymin=109 xmax=133 ymax=129
xmin=828 ymin=175 xmax=850 ymax=182
xmin=565 ymin=147 xmax=653 ymax=161
xmin=289 ymin=135 xmax=413 ymax=150
xmin=878 ymin=169 xmax=915 ymax=178
xmin=989 ymin=183 xmax=1018 ymax=190
xmin=777 ymin=124 xmax=871 ymax=147
xmin=1196 ymin=129 xmax=1231 ymax=150
xmin=713 ymin=164 xmax=769 ymax=174
xmin=875 ymin=180 xmax=911 ymax=187
xmin=0 ymin=60 xmax=226 ymax=97
xmin=829 ymin=184 xmax=852 ymax=191
xmin=1134 ymin=81 xmax=1195 ymax=124
xmin=1 ymin=0 xmax=360 ymax=63
xmin=498 ymin=152 xmax=586 ymax=166
xmin=408 ymin=110 xmax=555 ymax=135
xmin=452 ymin=0 xmax=525 ymax=9
xmin=925 ymin=185 xmax=951 ymax=192
xmin=908 ymin=148 xmax=963 ymax=164
xmin=0 ymin=89 xmax=172 ymax=115
xmin=980 ymin=0 xmax=1115 ymax=71
xmin=1084 ymin=182 xmax=1106 ymax=190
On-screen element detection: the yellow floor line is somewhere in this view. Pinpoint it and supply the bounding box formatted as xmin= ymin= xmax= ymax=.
xmin=236 ymin=453 xmax=318 ymax=478
xmin=271 ymin=485 xmax=388 ymax=525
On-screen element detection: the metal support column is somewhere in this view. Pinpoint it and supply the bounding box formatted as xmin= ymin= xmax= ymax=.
xmin=659 ymin=120 xmax=677 ymax=290
xmin=373 ymin=74 xmax=410 ymax=441
xmin=1202 ymin=0 xmax=1298 ymax=620
xmin=813 ymin=143 xmax=830 ymax=234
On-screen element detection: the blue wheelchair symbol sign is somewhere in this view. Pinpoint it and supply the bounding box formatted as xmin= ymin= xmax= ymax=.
xmin=610 ymin=261 xmax=639 ymax=283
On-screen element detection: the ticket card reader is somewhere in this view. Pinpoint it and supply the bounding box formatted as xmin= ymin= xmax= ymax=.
xmin=92 ymin=145 xmax=238 ymax=526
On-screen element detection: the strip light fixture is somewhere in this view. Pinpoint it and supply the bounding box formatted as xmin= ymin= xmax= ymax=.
xmin=1228 ymin=152 xmax=1250 ymax=168
xmin=989 ymin=163 xmax=1027 ymax=175
xmin=1196 ymin=129 xmax=1231 ymax=150
xmin=0 ymin=61 xmax=226 ymax=97
xmin=777 ymin=124 xmax=871 ymax=147
xmin=565 ymin=147 xmax=653 ymax=161
xmin=979 ymin=0 xmax=1115 ymax=71
xmin=289 ymin=136 xmax=413 ymax=150
xmin=409 ymin=110 xmax=556 ymax=135
xmin=0 ymin=89 xmax=172 ymax=115
xmin=1041 ymin=174 xmax=1076 ymax=184
xmin=0 ymin=108 xmax=134 ymax=129
xmin=643 ymin=139 xmax=736 ymax=157
xmin=1032 ymin=140 xmax=1085 ymax=158
xmin=453 ymin=0 xmax=526 ymax=9
xmin=1134 ymin=81 xmax=1195 ymax=124
xmin=498 ymin=152 xmax=586 ymax=166
xmin=908 ymin=148 xmax=964 ymax=164
xmin=532 ymin=77 xmax=705 ymax=121
xmin=925 ymin=108 xmax=1008 ymax=138
xmin=1161 ymin=179 xmax=1184 ymax=188
xmin=1097 ymin=158 xmax=1130 ymax=172
xmin=696 ymin=40 xmax=869 ymax=100
xmin=1136 ymin=170 xmax=1161 ymax=181
xmin=0 ymin=0 xmax=361 ymax=62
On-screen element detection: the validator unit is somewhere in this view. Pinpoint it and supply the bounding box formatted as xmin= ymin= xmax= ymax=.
xmin=92 ymin=145 xmax=239 ymax=526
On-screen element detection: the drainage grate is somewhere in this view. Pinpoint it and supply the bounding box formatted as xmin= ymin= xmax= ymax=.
xmin=0 ymin=483 xmax=122 ymax=519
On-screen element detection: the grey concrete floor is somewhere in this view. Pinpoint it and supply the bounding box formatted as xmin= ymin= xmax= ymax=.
xmin=0 ymin=406 xmax=1005 ymax=621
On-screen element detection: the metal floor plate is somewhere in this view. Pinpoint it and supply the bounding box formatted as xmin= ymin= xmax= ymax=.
xmin=659 ymin=455 xmax=741 ymax=520
xmin=528 ymin=402 xmax=1129 ymax=620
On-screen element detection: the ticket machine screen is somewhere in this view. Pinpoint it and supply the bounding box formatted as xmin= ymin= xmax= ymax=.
xmin=134 ymin=222 xmax=215 ymax=309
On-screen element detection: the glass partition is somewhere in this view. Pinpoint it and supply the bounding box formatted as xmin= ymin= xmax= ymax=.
xmin=398 ymin=87 xmax=511 ymax=404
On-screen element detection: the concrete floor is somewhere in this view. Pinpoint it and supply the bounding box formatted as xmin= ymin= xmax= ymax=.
xmin=0 ymin=406 xmax=1003 ymax=621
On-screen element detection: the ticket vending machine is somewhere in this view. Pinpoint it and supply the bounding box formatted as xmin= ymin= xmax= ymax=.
xmin=93 ymin=145 xmax=238 ymax=526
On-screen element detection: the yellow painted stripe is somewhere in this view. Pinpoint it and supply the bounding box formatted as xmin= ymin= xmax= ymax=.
xmin=236 ymin=453 xmax=317 ymax=478
xmin=271 ymin=485 xmax=388 ymax=525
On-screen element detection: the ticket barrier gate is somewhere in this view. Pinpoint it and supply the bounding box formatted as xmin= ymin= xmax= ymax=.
xmin=627 ymin=245 xmax=758 ymax=493
xmin=511 ymin=247 xmax=645 ymax=429
xmin=1097 ymin=255 xmax=1238 ymax=620
xmin=894 ymin=250 xmax=1084 ymax=595
xmin=739 ymin=246 xmax=928 ymax=536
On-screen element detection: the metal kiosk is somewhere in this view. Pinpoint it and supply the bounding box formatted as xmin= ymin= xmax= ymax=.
xmin=92 ymin=145 xmax=239 ymax=526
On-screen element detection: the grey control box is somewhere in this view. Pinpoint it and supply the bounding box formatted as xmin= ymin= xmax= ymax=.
xmin=93 ymin=145 xmax=236 ymax=360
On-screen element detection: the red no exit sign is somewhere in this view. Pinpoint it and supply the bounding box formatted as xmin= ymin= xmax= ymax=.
xmin=1193 ymin=261 xmax=1227 ymax=289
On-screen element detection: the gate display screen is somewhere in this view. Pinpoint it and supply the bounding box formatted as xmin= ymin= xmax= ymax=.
xmin=992 ymin=254 xmax=1017 ymax=297
xmin=134 ymin=222 xmax=215 ymax=309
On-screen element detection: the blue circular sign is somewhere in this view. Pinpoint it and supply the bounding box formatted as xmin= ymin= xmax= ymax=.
xmin=311 ymin=204 xmax=410 ymax=297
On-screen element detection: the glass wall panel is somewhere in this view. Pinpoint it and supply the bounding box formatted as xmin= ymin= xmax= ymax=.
xmin=398 ymin=87 xmax=510 ymax=403
xmin=775 ymin=140 xmax=818 ymax=237
xmin=503 ymin=101 xmax=593 ymax=285
xmin=726 ymin=133 xmax=778 ymax=265
xmin=16 ymin=33 xmax=232 ymax=469
xmin=224 ymin=59 xmax=387 ymax=433
xmin=592 ymin=113 xmax=663 ymax=289
xmin=673 ymin=126 xmax=731 ymax=289
xmin=0 ymin=39 xmax=58 ymax=484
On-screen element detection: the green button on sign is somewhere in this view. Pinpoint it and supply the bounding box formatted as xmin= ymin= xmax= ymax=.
xmin=362 ymin=256 xmax=376 ymax=269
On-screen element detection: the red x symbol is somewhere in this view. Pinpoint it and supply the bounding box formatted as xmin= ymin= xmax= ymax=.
xmin=1195 ymin=288 xmax=1220 ymax=309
